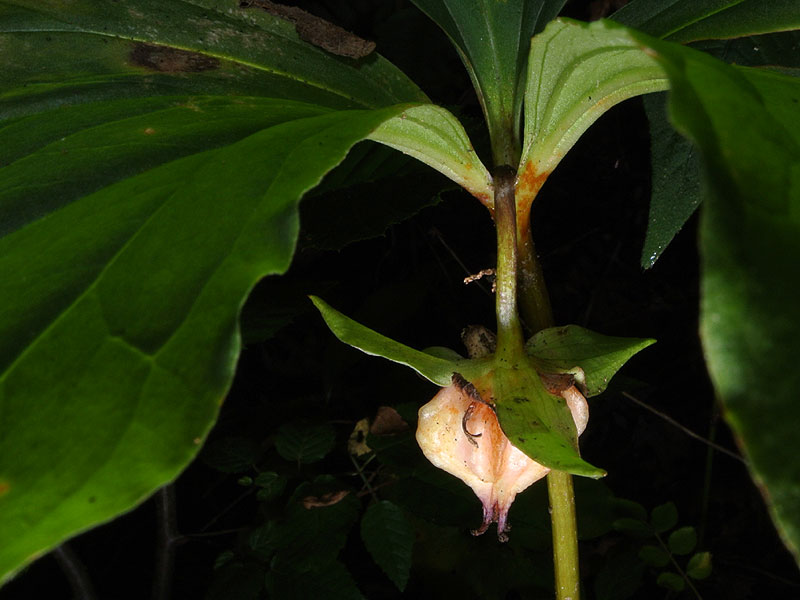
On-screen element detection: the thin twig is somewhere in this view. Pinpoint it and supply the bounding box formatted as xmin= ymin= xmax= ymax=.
xmin=199 ymin=488 xmax=254 ymax=532
xmin=152 ymin=485 xmax=181 ymax=600
xmin=53 ymin=543 xmax=97 ymax=600
xmin=349 ymin=453 xmax=379 ymax=502
xmin=621 ymin=391 xmax=746 ymax=464
xmin=428 ymin=227 xmax=493 ymax=297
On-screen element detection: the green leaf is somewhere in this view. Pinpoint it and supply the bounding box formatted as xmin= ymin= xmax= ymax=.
xmin=310 ymin=296 xmax=462 ymax=386
xmin=634 ymin=32 xmax=800 ymax=564
xmin=612 ymin=517 xmax=652 ymax=539
xmin=493 ymin=361 xmax=606 ymax=477
xmin=518 ymin=18 xmax=667 ymax=203
xmin=274 ymin=422 xmax=336 ymax=464
xmin=410 ymin=0 xmax=566 ymax=163
xmin=254 ymin=472 xmax=287 ymax=501
xmin=266 ymin=558 xmax=364 ymax=600
xmin=613 ymin=0 xmax=800 ymax=43
xmin=300 ymin=166 xmax=449 ymax=251
xmin=367 ymin=104 xmax=492 ymax=202
xmin=360 ymin=501 xmax=414 ymax=591
xmin=274 ymin=480 xmax=360 ymax=571
xmin=613 ymin=498 xmax=648 ymax=522
xmin=656 ymin=571 xmax=686 ymax=592
xmin=201 ymin=437 xmax=262 ymax=474
xmin=640 ymin=33 xmax=800 ymax=269
xmin=650 ymin=501 xmax=679 ymax=533
xmin=248 ymin=521 xmax=279 ymax=559
xmin=1 ymin=1 xmax=425 ymax=115
xmin=0 ymin=95 xmax=407 ymax=584
xmin=686 ymin=551 xmax=713 ymax=580
xmin=667 ymin=526 xmax=698 ymax=555
xmin=525 ymin=325 xmax=655 ymax=397
xmin=593 ymin=548 xmax=645 ymax=600
xmin=640 ymin=92 xmax=702 ymax=268
xmin=639 ymin=545 xmax=670 ymax=568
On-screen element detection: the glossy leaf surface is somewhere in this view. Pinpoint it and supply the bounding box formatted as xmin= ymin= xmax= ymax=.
xmin=0 ymin=0 xmax=425 ymax=583
xmin=636 ymin=33 xmax=800 ymax=563
xmin=612 ymin=0 xmax=800 ymax=43
xmin=368 ymin=104 xmax=492 ymax=203
xmin=310 ymin=296 xmax=462 ymax=386
xmin=640 ymin=32 xmax=800 ymax=268
xmin=492 ymin=361 xmax=605 ymax=478
xmin=0 ymin=105 xmax=405 ymax=584
xmin=640 ymin=92 xmax=701 ymax=268
xmin=525 ymin=325 xmax=655 ymax=397
xmin=517 ymin=19 xmax=667 ymax=206
xmin=410 ymin=0 xmax=565 ymax=163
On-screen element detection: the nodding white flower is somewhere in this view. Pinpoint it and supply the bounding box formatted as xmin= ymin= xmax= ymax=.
xmin=416 ymin=377 xmax=588 ymax=541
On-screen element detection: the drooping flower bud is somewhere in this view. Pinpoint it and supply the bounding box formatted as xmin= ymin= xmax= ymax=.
xmin=416 ymin=375 xmax=588 ymax=541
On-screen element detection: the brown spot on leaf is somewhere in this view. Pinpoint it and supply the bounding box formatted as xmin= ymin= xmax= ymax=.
xmin=143 ymin=128 xmax=156 ymax=135
xmin=539 ymin=372 xmax=575 ymax=395
xmin=240 ymin=0 xmax=375 ymax=59
xmin=0 ymin=481 xmax=9 ymax=496
xmin=302 ymin=490 xmax=349 ymax=508
xmin=129 ymin=43 xmax=220 ymax=73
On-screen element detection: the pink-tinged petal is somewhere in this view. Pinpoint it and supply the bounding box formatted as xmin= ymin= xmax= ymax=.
xmin=416 ymin=380 xmax=589 ymax=541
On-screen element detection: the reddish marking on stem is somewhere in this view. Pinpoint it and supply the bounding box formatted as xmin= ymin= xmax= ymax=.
xmin=0 ymin=481 xmax=10 ymax=496
xmin=515 ymin=161 xmax=551 ymax=240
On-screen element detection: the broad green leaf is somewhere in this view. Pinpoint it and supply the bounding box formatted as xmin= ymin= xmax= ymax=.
xmin=634 ymin=33 xmax=800 ymax=563
xmin=410 ymin=0 xmax=566 ymax=163
xmin=0 ymin=104 xmax=407 ymax=584
xmin=686 ymin=551 xmax=713 ymax=580
xmin=493 ymin=361 xmax=605 ymax=478
xmin=640 ymin=92 xmax=701 ymax=268
xmin=650 ymin=501 xmax=679 ymax=533
xmin=525 ymin=325 xmax=655 ymax=397
xmin=274 ymin=422 xmax=336 ymax=465
xmin=612 ymin=0 xmax=800 ymax=43
xmin=367 ymin=105 xmax=492 ymax=203
xmin=518 ymin=19 xmax=667 ymax=205
xmin=310 ymin=296 xmax=462 ymax=386
xmin=641 ymin=32 xmax=800 ymax=268
xmin=667 ymin=526 xmax=697 ymax=555
xmin=360 ymin=500 xmax=414 ymax=591
xmin=1 ymin=1 xmax=425 ymax=115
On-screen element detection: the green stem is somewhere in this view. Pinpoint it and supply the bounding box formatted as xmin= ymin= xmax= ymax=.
xmin=495 ymin=164 xmax=580 ymax=598
xmin=513 ymin=186 xmax=579 ymax=599
xmin=548 ymin=471 xmax=580 ymax=600
xmin=492 ymin=165 xmax=525 ymax=358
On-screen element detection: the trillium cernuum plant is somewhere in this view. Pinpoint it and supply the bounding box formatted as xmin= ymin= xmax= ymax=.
xmin=311 ymin=163 xmax=653 ymax=539
xmin=2 ymin=0 xmax=800 ymax=598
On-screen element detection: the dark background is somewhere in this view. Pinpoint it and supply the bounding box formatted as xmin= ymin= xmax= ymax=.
xmin=3 ymin=1 xmax=799 ymax=598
